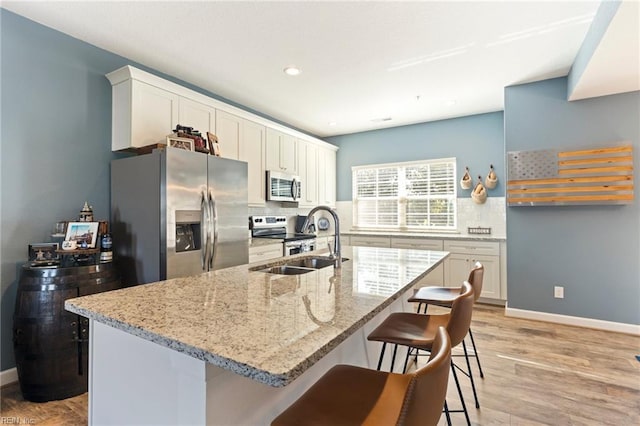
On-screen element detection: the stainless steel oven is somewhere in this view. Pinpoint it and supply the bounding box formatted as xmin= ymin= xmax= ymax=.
xmin=284 ymin=238 xmax=316 ymax=256
xmin=250 ymin=215 xmax=316 ymax=256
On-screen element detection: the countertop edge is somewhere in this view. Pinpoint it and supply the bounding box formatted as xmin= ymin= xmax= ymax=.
xmin=65 ymin=250 xmax=449 ymax=387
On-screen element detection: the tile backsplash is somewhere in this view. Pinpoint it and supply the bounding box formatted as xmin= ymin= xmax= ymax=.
xmin=249 ymin=197 xmax=506 ymax=238
xmin=456 ymin=197 xmax=506 ymax=237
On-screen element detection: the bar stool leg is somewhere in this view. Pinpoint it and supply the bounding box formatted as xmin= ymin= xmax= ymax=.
xmin=451 ymin=361 xmax=471 ymax=426
xmin=390 ymin=344 xmax=399 ymax=372
xmin=462 ymin=339 xmax=480 ymax=409
xmin=468 ymin=328 xmax=484 ymax=378
xmin=376 ymin=342 xmax=387 ymax=371
xmin=443 ymin=400 xmax=452 ymax=426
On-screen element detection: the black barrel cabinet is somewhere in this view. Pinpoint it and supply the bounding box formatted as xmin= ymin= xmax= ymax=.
xmin=13 ymin=262 xmax=122 ymax=402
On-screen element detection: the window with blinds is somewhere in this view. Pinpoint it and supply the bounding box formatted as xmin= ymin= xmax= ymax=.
xmin=352 ymin=158 xmax=456 ymax=230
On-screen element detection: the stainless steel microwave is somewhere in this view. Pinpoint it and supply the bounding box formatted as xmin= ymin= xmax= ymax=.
xmin=266 ymin=170 xmax=301 ymax=202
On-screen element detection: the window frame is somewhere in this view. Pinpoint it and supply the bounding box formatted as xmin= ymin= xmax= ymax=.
xmin=351 ymin=157 xmax=457 ymax=231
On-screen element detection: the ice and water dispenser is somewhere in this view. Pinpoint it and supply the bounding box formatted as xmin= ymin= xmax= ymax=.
xmin=175 ymin=210 xmax=202 ymax=253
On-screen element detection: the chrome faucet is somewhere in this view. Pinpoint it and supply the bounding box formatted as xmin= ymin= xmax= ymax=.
xmin=302 ymin=205 xmax=341 ymax=268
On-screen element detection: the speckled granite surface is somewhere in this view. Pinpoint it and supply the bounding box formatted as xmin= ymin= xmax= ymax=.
xmin=65 ymin=246 xmax=448 ymax=387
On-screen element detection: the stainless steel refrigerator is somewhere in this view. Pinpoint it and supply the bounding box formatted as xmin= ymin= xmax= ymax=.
xmin=111 ymin=149 xmax=248 ymax=285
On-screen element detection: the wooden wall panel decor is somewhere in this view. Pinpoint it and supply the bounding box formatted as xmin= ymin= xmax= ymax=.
xmin=507 ymin=144 xmax=634 ymax=206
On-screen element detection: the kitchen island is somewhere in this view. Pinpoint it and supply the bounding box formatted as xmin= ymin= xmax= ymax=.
xmin=65 ymin=246 xmax=448 ymax=425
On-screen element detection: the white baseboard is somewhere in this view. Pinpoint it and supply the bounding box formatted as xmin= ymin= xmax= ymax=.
xmin=505 ymin=306 xmax=640 ymax=336
xmin=0 ymin=367 xmax=18 ymax=387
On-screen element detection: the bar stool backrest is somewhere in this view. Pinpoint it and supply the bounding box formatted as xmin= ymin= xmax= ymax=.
xmin=468 ymin=262 xmax=484 ymax=303
xmin=445 ymin=281 xmax=474 ymax=348
xmin=398 ymin=327 xmax=452 ymax=426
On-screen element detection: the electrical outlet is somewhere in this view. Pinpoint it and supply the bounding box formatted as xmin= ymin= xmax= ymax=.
xmin=554 ymin=286 xmax=564 ymax=299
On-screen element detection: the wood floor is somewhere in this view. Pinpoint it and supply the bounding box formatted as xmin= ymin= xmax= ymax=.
xmin=1 ymin=304 xmax=638 ymax=425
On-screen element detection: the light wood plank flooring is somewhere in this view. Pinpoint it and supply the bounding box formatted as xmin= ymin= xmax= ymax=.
xmin=1 ymin=304 xmax=638 ymax=425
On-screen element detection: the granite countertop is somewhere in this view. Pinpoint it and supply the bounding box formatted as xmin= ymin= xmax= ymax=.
xmin=343 ymin=229 xmax=506 ymax=242
xmin=65 ymin=246 xmax=448 ymax=387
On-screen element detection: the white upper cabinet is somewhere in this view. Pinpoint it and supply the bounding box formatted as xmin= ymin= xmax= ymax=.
xmin=266 ymin=128 xmax=297 ymax=174
xmin=215 ymin=110 xmax=241 ymax=160
xmin=106 ymin=66 xmax=337 ymax=205
xmin=297 ymin=139 xmax=318 ymax=207
xmin=318 ymin=147 xmax=336 ymax=207
xmin=239 ymin=119 xmax=266 ymax=206
xmin=178 ymin=98 xmax=215 ymax=136
xmin=109 ymin=78 xmax=179 ymax=150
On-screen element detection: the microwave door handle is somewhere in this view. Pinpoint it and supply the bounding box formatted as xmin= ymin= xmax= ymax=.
xmin=291 ymin=179 xmax=299 ymax=201
xmin=209 ymin=190 xmax=218 ymax=270
xmin=200 ymin=192 xmax=209 ymax=271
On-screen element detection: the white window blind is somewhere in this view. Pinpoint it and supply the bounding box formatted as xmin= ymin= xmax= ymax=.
xmin=352 ymin=158 xmax=456 ymax=230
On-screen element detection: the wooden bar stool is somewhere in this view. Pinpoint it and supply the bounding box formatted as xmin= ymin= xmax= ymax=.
xmin=409 ymin=262 xmax=485 ymax=384
xmin=271 ymin=327 xmax=452 ymax=426
xmin=367 ymin=282 xmax=475 ymax=425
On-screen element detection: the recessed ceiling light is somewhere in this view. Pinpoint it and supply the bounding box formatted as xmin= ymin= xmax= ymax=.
xmin=444 ymin=100 xmax=457 ymax=106
xmin=371 ymin=117 xmax=392 ymax=123
xmin=328 ymin=121 xmax=337 ymax=126
xmin=283 ymin=66 xmax=301 ymax=76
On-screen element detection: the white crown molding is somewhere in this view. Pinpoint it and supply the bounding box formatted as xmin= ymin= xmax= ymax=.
xmin=505 ymin=306 xmax=640 ymax=336
xmin=106 ymin=66 xmax=337 ymax=150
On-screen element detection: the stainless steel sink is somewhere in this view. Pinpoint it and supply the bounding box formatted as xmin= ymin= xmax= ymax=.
xmin=284 ymin=256 xmax=348 ymax=269
xmin=252 ymin=256 xmax=350 ymax=275
xmin=258 ymin=265 xmax=314 ymax=275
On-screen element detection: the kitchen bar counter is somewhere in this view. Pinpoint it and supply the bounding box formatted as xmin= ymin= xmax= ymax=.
xmin=65 ymin=246 xmax=448 ymax=425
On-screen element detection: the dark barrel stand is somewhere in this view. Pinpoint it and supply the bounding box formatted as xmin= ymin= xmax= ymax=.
xmin=13 ymin=261 xmax=122 ymax=402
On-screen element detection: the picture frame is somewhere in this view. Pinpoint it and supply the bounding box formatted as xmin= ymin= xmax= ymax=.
xmin=28 ymin=243 xmax=60 ymax=263
xmin=65 ymin=221 xmax=99 ymax=248
xmin=207 ymin=132 xmax=221 ymax=157
xmin=166 ymin=136 xmax=194 ymax=152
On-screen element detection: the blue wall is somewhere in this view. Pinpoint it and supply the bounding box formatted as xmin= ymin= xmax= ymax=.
xmin=0 ymin=9 xmax=312 ymax=372
xmin=504 ymin=77 xmax=640 ymax=325
xmin=326 ymin=112 xmax=505 ymax=201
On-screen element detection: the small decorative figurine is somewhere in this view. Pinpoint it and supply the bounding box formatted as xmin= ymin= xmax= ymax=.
xmin=79 ymin=201 xmax=93 ymax=222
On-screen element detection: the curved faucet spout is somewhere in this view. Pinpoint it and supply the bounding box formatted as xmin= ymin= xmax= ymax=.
xmin=302 ymin=205 xmax=341 ymax=268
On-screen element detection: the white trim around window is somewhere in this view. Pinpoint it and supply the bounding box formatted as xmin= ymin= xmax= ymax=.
xmin=352 ymin=158 xmax=457 ymax=231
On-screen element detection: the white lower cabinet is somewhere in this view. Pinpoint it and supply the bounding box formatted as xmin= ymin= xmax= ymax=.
xmin=249 ymin=243 xmax=283 ymax=264
xmin=443 ymin=240 xmax=501 ymax=300
xmin=349 ymin=235 xmax=390 ymax=248
xmin=390 ymin=237 xmax=445 ymax=287
xmin=347 ymin=235 xmax=505 ymax=300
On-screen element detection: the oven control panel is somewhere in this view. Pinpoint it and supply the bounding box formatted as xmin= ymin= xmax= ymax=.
xmin=250 ymin=215 xmax=287 ymax=229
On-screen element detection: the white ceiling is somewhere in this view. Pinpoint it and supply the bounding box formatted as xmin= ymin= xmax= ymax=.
xmin=3 ymin=1 xmax=636 ymax=138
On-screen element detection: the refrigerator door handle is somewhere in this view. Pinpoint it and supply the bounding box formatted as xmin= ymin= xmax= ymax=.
xmin=209 ymin=190 xmax=219 ymax=270
xmin=200 ymin=192 xmax=210 ymax=271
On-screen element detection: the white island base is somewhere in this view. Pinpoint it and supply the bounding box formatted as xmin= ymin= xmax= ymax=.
xmin=89 ymin=294 xmax=415 ymax=426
